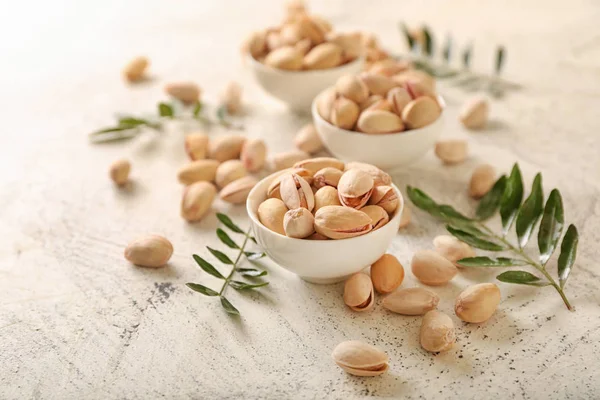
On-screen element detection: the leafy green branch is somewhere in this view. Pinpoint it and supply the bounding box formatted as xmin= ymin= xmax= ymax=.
xmin=186 ymin=213 xmax=268 ymax=316
xmin=407 ymin=163 xmax=579 ymax=311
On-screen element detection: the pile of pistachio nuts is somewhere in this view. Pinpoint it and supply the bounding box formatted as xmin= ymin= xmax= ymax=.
xmin=257 ymin=158 xmax=398 ymax=239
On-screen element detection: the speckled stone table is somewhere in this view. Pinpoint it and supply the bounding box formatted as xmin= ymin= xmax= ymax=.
xmin=1 ymin=0 xmax=599 ymax=399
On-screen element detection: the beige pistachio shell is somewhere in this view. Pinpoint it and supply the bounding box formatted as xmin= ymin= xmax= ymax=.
xmin=267 ymin=167 xmax=313 ymax=199
xmin=371 ymin=254 xmax=404 ymax=294
xmin=295 ymin=38 xmax=312 ymax=56
xmin=361 ymin=205 xmax=389 ymax=230
xmin=393 ymin=69 xmax=436 ymax=92
xmin=433 ymin=235 xmax=476 ymax=265
xmin=357 ymin=110 xmax=404 ymax=134
xmin=401 ymin=97 xmax=441 ymax=129
xmin=265 ymin=46 xmax=303 ymax=70
xmin=245 ymin=31 xmax=267 ymax=59
xmin=358 ymin=73 xmax=398 ymax=96
xmin=181 ymin=181 xmax=217 ymax=222
xmin=314 ymin=186 xmax=342 ymax=212
xmin=177 ymin=160 xmax=220 ymax=185
xmin=343 ymin=273 xmax=375 ymax=311
xmin=398 ymin=206 xmax=411 ymax=229
xmin=469 ymin=164 xmax=496 ymax=199
xmin=240 ymin=138 xmax=267 ymax=173
xmin=367 ymin=185 xmax=399 ymax=214
xmin=258 ymin=198 xmax=287 ymax=235
xmin=316 ymin=88 xmax=337 ymax=123
xmin=359 ymin=95 xmax=383 ymax=111
xmin=368 ymin=59 xmax=411 ymax=77
xmin=411 ymin=250 xmax=458 ymax=286
xmin=124 ymin=235 xmax=173 ymax=268
xmin=434 ymin=139 xmax=468 ymax=165
xmin=303 ymin=42 xmax=343 ymax=70
xmin=383 ymin=287 xmax=439 ymax=315
xmin=220 ymin=81 xmax=242 ymax=114
xmin=279 ymin=23 xmax=304 ymax=46
xmin=123 ymin=56 xmax=149 ymax=82
xmin=344 ymin=162 xmax=391 ymax=186
xmin=296 ymin=15 xmax=326 ymax=45
xmin=313 ymin=167 xmax=343 ymax=189
xmin=294 ymin=124 xmax=323 ymax=154
xmin=460 ymin=96 xmax=489 ymax=130
xmin=331 ymin=96 xmax=360 ymax=130
xmin=310 ymin=15 xmax=332 ymax=34
xmin=332 ymin=340 xmax=389 ymax=377
xmin=208 ymin=135 xmax=246 ymax=162
xmin=403 ymin=80 xmax=437 ymax=101
xmin=335 ymin=74 xmax=369 ymax=104
xmin=326 ymin=32 xmax=363 ymax=60
xmin=283 ymin=208 xmax=315 ymax=238
xmin=365 ymin=99 xmax=393 ymax=113
xmin=270 ymin=151 xmax=310 ymax=172
xmin=314 ymin=206 xmax=372 ymax=239
xmin=387 ymin=87 xmax=412 ymax=115
xmin=110 ymin=159 xmax=131 ymax=186
xmin=279 ymin=173 xmax=315 ymax=211
xmin=165 ymin=82 xmax=201 ymax=104
xmin=455 ymin=283 xmax=501 ymax=323
xmin=420 ymin=310 xmax=456 ymax=352
xmin=219 ymin=176 xmax=258 ymax=204
xmin=338 ymin=169 xmax=374 ymax=209
xmin=365 ymin=48 xmax=389 ymax=63
xmin=185 ymin=133 xmax=209 ymax=161
xmin=266 ymin=32 xmax=284 ymax=52
xmin=215 ymin=160 xmax=247 ymax=189
xmin=293 ymin=157 xmax=344 ymax=174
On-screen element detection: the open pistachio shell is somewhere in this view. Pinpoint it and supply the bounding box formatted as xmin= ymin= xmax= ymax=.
xmin=283 ymin=208 xmax=315 ymax=238
xmin=267 ymin=167 xmax=313 ymax=200
xmin=313 ymin=167 xmax=343 ymax=189
xmin=293 ymin=157 xmax=344 ymax=174
xmin=361 ymin=205 xmax=389 ymax=230
xmin=314 ymin=206 xmax=372 ymax=239
xmin=344 ymin=162 xmax=391 ymax=186
xmin=420 ymin=310 xmax=455 ymax=352
xmin=343 ymin=273 xmax=374 ymax=311
xmin=337 ymin=169 xmax=374 ymax=209
xmin=367 ymin=185 xmax=399 ymax=214
xmin=332 ymin=340 xmax=389 ymax=377
xmin=279 ymin=173 xmax=315 ymax=211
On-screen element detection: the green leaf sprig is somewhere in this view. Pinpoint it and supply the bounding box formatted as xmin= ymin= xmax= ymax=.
xmin=407 ymin=163 xmax=579 ymax=311
xmin=186 ymin=213 xmax=268 ymax=316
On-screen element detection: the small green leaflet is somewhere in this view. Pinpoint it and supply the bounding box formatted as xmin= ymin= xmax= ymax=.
xmin=220 ymin=297 xmax=240 ymax=315
xmin=442 ymin=35 xmax=452 ymax=62
xmin=446 ymin=226 xmax=505 ymax=251
xmin=118 ymin=117 xmax=151 ymax=127
xmin=229 ymin=280 xmax=269 ymax=290
xmin=193 ymin=102 xmax=203 ymax=117
xmin=207 ymin=247 xmax=233 ymax=265
xmin=399 ymin=22 xmax=415 ymax=50
xmin=496 ymin=46 xmax=505 ymax=75
xmin=244 ymin=252 xmax=266 ymax=260
xmin=537 ymin=189 xmax=564 ymax=265
xmin=499 ymin=164 xmax=524 ymax=234
xmin=462 ymin=44 xmax=472 ymax=69
xmin=237 ymin=268 xmax=268 ymax=278
xmin=216 ymin=213 xmax=244 ymax=234
xmin=422 ymin=26 xmax=433 ymax=56
xmin=557 ymin=224 xmax=578 ymax=288
xmin=515 ymin=173 xmax=544 ymax=248
xmin=476 ymin=175 xmax=506 ymax=220
xmin=216 ymin=228 xmax=239 ymax=249
xmin=186 ymin=283 xmax=219 ymax=296
xmin=437 ymin=205 xmax=472 ymax=222
xmin=158 ymin=102 xmax=174 ymax=117
xmin=457 ymin=256 xmax=528 ymax=268
xmin=496 ymin=271 xmax=550 ymax=287
xmin=193 ymin=254 xmax=225 ymax=279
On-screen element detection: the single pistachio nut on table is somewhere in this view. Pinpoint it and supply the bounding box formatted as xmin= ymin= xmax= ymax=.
xmin=215 ymin=160 xmax=247 ymax=189
xmin=220 ymin=81 xmax=242 ymax=114
xmin=294 ymin=124 xmax=323 ymax=154
xmin=332 ymin=340 xmax=389 ymax=377
xmin=303 ymin=42 xmax=343 ymax=70
xmin=337 ymin=169 xmax=374 ymax=209
xmin=398 ymin=206 xmax=411 ymax=229
xmin=344 ymin=161 xmax=391 ymax=186
xmin=314 ymin=206 xmax=372 ymax=239
xmin=434 ymin=139 xmax=468 ymax=165
xmin=420 ymin=310 xmax=456 ymax=353
xmin=208 ymin=135 xmax=246 ymax=162
xmin=109 ymin=159 xmax=131 ymax=186
xmin=283 ymin=208 xmax=315 ymax=238
xmin=382 ymin=287 xmax=439 ymax=315
xmin=279 ymin=173 xmax=315 ymax=211
xmin=269 ymin=150 xmax=310 ymax=172
xmin=219 ymin=176 xmax=258 ymax=204
xmin=258 ymin=198 xmax=288 ymax=235
xmin=240 ymin=138 xmax=267 ymax=173
xmin=335 ymin=74 xmax=369 ymax=104
xmin=460 ymin=95 xmax=489 ymax=130
xmin=164 ymin=81 xmax=201 ymax=105
xmin=181 ymin=181 xmax=217 ymax=222
xmin=433 ymin=235 xmax=475 ymax=265
xmin=293 ymin=157 xmax=344 ymax=174
xmin=469 ymin=164 xmax=496 ymax=199
xmin=361 ymin=205 xmax=389 ymax=230
xmin=123 ymin=56 xmax=149 ymax=83
xmin=313 ymin=167 xmax=343 ymax=189
xmin=455 ymin=283 xmax=501 ymax=323
xmin=124 ymin=235 xmax=173 ymax=268
xmin=370 ymin=253 xmax=404 ymax=294
xmin=313 ymin=186 xmax=342 ymax=211
xmin=343 ymin=272 xmax=375 ymax=312
xmin=267 ymin=167 xmax=313 ymax=199
xmin=177 ymin=159 xmax=220 ymax=185
xmin=331 ymin=96 xmax=360 ymax=130
xmin=185 ymin=133 xmax=209 ymax=161
xmin=411 ymin=250 xmax=458 ymax=286
xmin=367 ymin=185 xmax=399 ymax=214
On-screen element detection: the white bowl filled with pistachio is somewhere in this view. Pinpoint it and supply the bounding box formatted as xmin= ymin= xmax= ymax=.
xmin=246 ymin=157 xmax=403 ymax=284
xmin=311 ymin=67 xmax=445 ymax=169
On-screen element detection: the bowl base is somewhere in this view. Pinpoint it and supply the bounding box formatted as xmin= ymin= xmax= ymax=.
xmin=300 ymin=273 xmax=355 ymax=285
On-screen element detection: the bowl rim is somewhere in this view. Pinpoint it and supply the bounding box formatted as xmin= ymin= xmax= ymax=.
xmin=246 ymin=169 xmax=404 ymax=245
xmin=247 ymin=53 xmax=365 ymax=77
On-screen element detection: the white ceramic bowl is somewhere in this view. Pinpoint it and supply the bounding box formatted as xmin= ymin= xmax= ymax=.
xmin=247 ymin=55 xmax=365 ymax=111
xmin=311 ymin=93 xmax=445 ymax=170
xmin=246 ymin=170 xmax=404 ymax=284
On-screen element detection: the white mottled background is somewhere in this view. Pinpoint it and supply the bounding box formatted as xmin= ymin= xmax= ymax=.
xmin=1 ymin=0 xmax=599 ymax=399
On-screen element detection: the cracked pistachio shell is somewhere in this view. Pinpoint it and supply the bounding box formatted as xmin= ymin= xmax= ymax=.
xmin=221 ymin=81 xmax=242 ymax=114
xmin=124 ymin=235 xmax=173 ymax=268
xmin=215 ymin=160 xmax=247 ymax=189
xmin=357 ymin=110 xmax=404 ymax=134
xmin=240 ymin=138 xmax=267 ymax=173
xmin=403 ymin=80 xmax=438 ymax=102
xmin=177 ymin=159 xmax=220 ymax=185
xmin=365 ymin=99 xmax=393 ymax=113
xmin=293 ymin=157 xmax=344 ymax=175
xmin=338 ymin=169 xmax=374 ymax=209
xmin=383 ymin=287 xmax=439 ymax=315
xmin=401 ymin=97 xmax=441 ymax=130
xmin=370 ymin=254 xmax=404 ymax=294
xmin=265 ymin=46 xmax=303 ymax=70
xmin=455 ymin=283 xmax=501 ymax=323
xmin=433 ymin=235 xmax=475 ymax=265
xmin=411 ymin=250 xmax=458 ymax=286
xmin=314 ymin=186 xmax=341 ymax=212
xmin=219 ymin=176 xmax=258 ymax=204
xmin=358 ymin=73 xmax=398 ymax=96
xmin=332 ymin=340 xmax=389 ymax=377
xmin=434 ymin=139 xmax=468 ymax=165
xmin=313 ymin=167 xmax=343 ymax=189
xmin=314 ymin=206 xmax=372 ymax=239
xmin=270 ymin=151 xmax=310 ymax=172
xmin=399 ymin=206 xmax=411 ymax=229
xmin=258 ymin=198 xmax=287 ymax=235
xmin=296 ymin=15 xmax=326 ymax=45
xmin=460 ymin=96 xmax=489 ymax=130
xmin=368 ymin=59 xmax=411 ymax=77
xmin=331 ymin=97 xmax=360 ymax=130
xmin=387 ymin=87 xmax=412 ymax=115
xmin=326 ymin=32 xmax=363 ymax=61
xmin=344 ymin=162 xmax=391 ymax=187
xmin=359 ymin=95 xmax=383 ymax=111
xmin=185 ymin=133 xmax=209 ymax=161
xmin=420 ymin=310 xmax=456 ymax=352
xmin=303 ymin=43 xmax=343 ymax=70
xmin=393 ymin=69 xmax=436 ymax=93
xmin=110 ymin=159 xmax=131 ymax=186
xmin=181 ymin=181 xmax=217 ymax=222
xmin=469 ymin=164 xmax=495 ymax=199
xmin=267 ymin=167 xmax=313 ymax=199
xmin=283 ymin=208 xmax=315 ymax=238
xmin=244 ymin=30 xmax=267 ymax=59
xmin=316 ymin=88 xmax=337 ymax=123
xmin=123 ymin=56 xmax=149 ymax=82
xmin=208 ymin=135 xmax=246 ymax=162
xmin=361 ymin=205 xmax=389 ymax=230
xmin=164 ymin=82 xmax=201 ymax=104
xmin=294 ymin=124 xmax=323 ymax=154
xmin=367 ymin=186 xmax=399 ymax=214
xmin=279 ymin=173 xmax=315 ymax=211
xmin=343 ymin=273 xmax=375 ymax=312
xmin=335 ymin=74 xmax=369 ymax=104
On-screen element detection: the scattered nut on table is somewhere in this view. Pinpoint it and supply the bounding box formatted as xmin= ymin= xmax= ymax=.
xmin=124 ymin=235 xmax=173 ymax=268
xmin=177 ymin=160 xmax=220 ymax=185
xmin=433 ymin=235 xmax=475 ymax=265
xmin=165 ymin=81 xmax=201 ymax=104
xmin=420 ymin=310 xmax=456 ymax=352
xmin=123 ymin=56 xmax=149 ymax=83
xmin=181 ymin=182 xmax=217 ymax=222
xmin=382 ymin=287 xmax=439 ymax=315
xmin=460 ymin=95 xmax=489 ymax=130
xmin=434 ymin=139 xmax=468 ymax=165
xmin=220 ymin=81 xmax=242 ymax=114
xmin=343 ymin=272 xmax=375 ymax=312
xmin=294 ymin=124 xmax=324 ymax=154
xmin=455 ymin=283 xmax=501 ymax=323
xmin=370 ymin=253 xmax=404 ymax=294
xmin=332 ymin=340 xmax=389 ymax=377
xmin=411 ymin=250 xmax=458 ymax=286
xmin=185 ymin=133 xmax=209 ymax=161
xmin=109 ymin=159 xmax=131 ymax=186
xmin=240 ymin=138 xmax=267 ymax=173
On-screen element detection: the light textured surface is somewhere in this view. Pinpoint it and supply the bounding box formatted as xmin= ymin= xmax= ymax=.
xmin=1 ymin=0 xmax=600 ymax=399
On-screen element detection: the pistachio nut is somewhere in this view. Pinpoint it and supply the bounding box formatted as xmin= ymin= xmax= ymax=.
xmin=215 ymin=160 xmax=247 ymax=189
xmin=219 ymin=176 xmax=258 ymax=204
xmin=123 ymin=56 xmax=149 ymax=82
xmin=344 ymin=162 xmax=391 ymax=186
xmin=181 ymin=181 xmax=217 ymax=222
xmin=244 ymin=30 xmax=267 ymax=59
xmin=367 ymin=185 xmax=399 ymax=214
xmin=433 ymin=235 xmax=475 ymax=265
xmin=279 ymin=173 xmax=315 ymax=211
xmin=267 ymin=167 xmax=313 ymax=199
xmin=420 ymin=310 xmax=456 ymax=352
xmin=270 ymin=151 xmax=310 ymax=172
xmin=314 ymin=186 xmax=342 ymax=212
xmin=295 ymin=38 xmax=312 ymax=56
xmin=434 ymin=139 xmax=468 ymax=165
xmin=283 ymin=208 xmax=315 ymax=238
xmin=387 ymin=87 xmax=412 ymax=115
xmin=455 ymin=283 xmax=501 ymax=323
xmin=332 ymin=340 xmax=389 ymax=377
xmin=316 ymin=87 xmax=337 ymax=123
xmin=266 ymin=32 xmax=284 ymax=52
xmin=398 ymin=206 xmax=411 ymax=229
xmin=279 ymin=23 xmax=304 ymax=46
xmin=358 ymin=73 xmax=398 ymax=96
xmin=361 ymin=32 xmax=378 ymax=49
xmin=326 ymin=32 xmax=363 ymax=61
xmin=185 ymin=132 xmax=209 ymax=161
xmin=285 ymin=0 xmax=306 ymax=17
xmin=365 ymin=47 xmax=389 ymax=63
xmin=371 ymin=254 xmax=404 ymax=294
xmin=314 ymin=206 xmax=372 ymax=239
xmin=258 ymin=198 xmax=287 ymax=235
xmin=393 ymin=69 xmax=436 ymax=93
xmin=356 ymin=110 xmax=404 ymax=134
xmin=307 ymin=232 xmax=329 ymax=240
xmin=359 ymin=95 xmax=383 ymax=111
xmin=411 ymin=250 xmax=458 ymax=286
xmin=469 ymin=164 xmax=495 ymax=199
xmin=368 ymin=59 xmax=411 ymax=77
xmin=311 ymin=15 xmax=332 ymax=34
xmin=296 ymin=15 xmax=326 ymax=45
xmin=460 ymin=95 xmax=489 ymax=130
xmin=403 ymin=80 xmax=438 ymax=102
xmin=382 ymin=287 xmax=439 ymax=316
xmin=294 ymin=124 xmax=323 ymax=154
xmin=337 ymin=169 xmax=374 ymax=209
xmin=313 ymin=167 xmax=343 ymax=189
xmin=335 ymin=74 xmax=369 ymax=104
xmin=240 ymin=138 xmax=267 ymax=173
xmin=401 ymin=97 xmax=441 ymax=130
xmin=293 ymin=157 xmax=344 ymax=174
xmin=208 ymin=135 xmax=246 ymax=162
xmin=331 ymin=97 xmax=360 ymax=130
xmin=303 ymin=42 xmax=343 ymax=70
xmin=124 ymin=235 xmax=173 ymax=268
xmin=177 ymin=159 xmax=220 ymax=185
xmin=343 ymin=273 xmax=375 ymax=312
xmin=220 ymin=81 xmax=242 ymax=114
xmin=360 ymin=205 xmax=389 ymax=230
xmin=164 ymin=82 xmax=201 ymax=105
xmin=365 ymin=99 xmax=393 ymax=113
xmin=265 ymin=46 xmax=303 ymax=70
xmin=110 ymin=159 xmax=131 ymax=186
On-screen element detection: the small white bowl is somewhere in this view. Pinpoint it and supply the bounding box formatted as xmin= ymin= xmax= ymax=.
xmin=246 ymin=170 xmax=404 ymax=284
xmin=312 ymin=93 xmax=445 ymax=170
xmin=247 ymin=55 xmax=365 ymax=111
